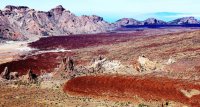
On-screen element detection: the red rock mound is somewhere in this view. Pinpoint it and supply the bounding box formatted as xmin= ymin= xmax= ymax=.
xmin=64 ymin=75 xmax=200 ymax=106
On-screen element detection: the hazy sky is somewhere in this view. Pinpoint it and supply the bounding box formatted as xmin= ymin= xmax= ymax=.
xmin=1 ymin=0 xmax=200 ymax=22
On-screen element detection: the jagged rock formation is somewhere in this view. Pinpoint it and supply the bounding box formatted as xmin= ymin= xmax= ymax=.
xmin=27 ymin=69 xmax=37 ymax=83
xmin=169 ymin=17 xmax=200 ymax=25
xmin=89 ymin=56 xmax=106 ymax=72
xmin=0 ymin=66 xmax=18 ymax=80
xmin=67 ymin=57 xmax=74 ymax=71
xmin=0 ymin=5 xmax=111 ymax=40
xmin=53 ymin=57 xmax=76 ymax=79
xmin=0 ymin=67 xmax=10 ymax=79
xmin=57 ymin=57 xmax=75 ymax=72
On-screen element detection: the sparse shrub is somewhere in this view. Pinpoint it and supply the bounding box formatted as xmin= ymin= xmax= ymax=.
xmin=138 ymin=103 xmax=149 ymax=107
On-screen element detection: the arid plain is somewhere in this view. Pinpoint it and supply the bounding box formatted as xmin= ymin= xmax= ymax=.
xmin=1 ymin=28 xmax=200 ymax=107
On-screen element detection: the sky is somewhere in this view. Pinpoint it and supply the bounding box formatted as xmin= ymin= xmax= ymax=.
xmin=0 ymin=0 xmax=200 ymax=22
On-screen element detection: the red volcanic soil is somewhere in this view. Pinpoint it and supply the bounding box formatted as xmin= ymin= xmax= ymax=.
xmin=1 ymin=33 xmax=140 ymax=75
xmin=64 ymin=75 xmax=200 ymax=106
xmin=29 ymin=33 xmax=144 ymax=50
xmin=29 ymin=30 xmax=197 ymax=51
xmin=0 ymin=52 xmax=75 ymax=75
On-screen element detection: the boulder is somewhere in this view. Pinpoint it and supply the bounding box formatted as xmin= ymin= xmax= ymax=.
xmin=9 ymin=72 xmax=19 ymax=80
xmin=136 ymin=55 xmax=157 ymax=72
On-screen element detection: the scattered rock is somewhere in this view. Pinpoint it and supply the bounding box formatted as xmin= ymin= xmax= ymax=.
xmin=27 ymin=69 xmax=38 ymax=83
xmin=0 ymin=66 xmax=18 ymax=80
xmin=0 ymin=66 xmax=10 ymax=79
xmin=166 ymin=56 xmax=176 ymax=65
xmin=180 ymin=89 xmax=200 ymax=98
xmin=9 ymin=72 xmax=19 ymax=80
xmin=137 ymin=55 xmax=157 ymax=71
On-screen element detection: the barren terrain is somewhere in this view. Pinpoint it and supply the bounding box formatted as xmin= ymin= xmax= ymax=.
xmin=1 ymin=28 xmax=200 ymax=107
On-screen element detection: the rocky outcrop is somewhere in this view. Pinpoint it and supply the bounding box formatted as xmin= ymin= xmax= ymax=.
xmin=133 ymin=55 xmax=164 ymax=72
xmin=168 ymin=17 xmax=200 ymax=25
xmin=0 ymin=66 xmax=18 ymax=80
xmin=27 ymin=69 xmax=37 ymax=83
xmin=0 ymin=67 xmax=10 ymax=79
xmin=0 ymin=5 xmax=111 ymax=40
xmin=67 ymin=57 xmax=74 ymax=71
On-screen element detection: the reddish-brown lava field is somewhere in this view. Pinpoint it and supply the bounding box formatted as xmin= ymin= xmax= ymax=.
xmin=0 ymin=29 xmax=199 ymax=75
xmin=1 ymin=28 xmax=200 ymax=106
xmin=29 ymin=33 xmax=142 ymax=50
xmin=29 ymin=28 xmax=195 ymax=50
xmin=64 ymin=75 xmax=200 ymax=106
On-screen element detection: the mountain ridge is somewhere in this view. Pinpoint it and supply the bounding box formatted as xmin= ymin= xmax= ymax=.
xmin=0 ymin=5 xmax=111 ymax=40
xmin=0 ymin=5 xmax=200 ymax=40
xmin=114 ymin=17 xmax=200 ymax=27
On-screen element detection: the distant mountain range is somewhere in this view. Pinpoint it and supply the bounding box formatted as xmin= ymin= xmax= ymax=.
xmin=114 ymin=17 xmax=200 ymax=27
xmin=0 ymin=5 xmax=200 ymax=40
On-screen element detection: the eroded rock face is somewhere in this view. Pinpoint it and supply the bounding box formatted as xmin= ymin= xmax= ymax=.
xmin=0 ymin=5 xmax=111 ymax=40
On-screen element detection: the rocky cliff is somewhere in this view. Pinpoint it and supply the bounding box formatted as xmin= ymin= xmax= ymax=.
xmin=0 ymin=5 xmax=111 ymax=40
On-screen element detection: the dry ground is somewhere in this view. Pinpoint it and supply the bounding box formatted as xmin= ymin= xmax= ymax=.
xmin=1 ymin=28 xmax=200 ymax=107
xmin=0 ymin=83 xmax=149 ymax=107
